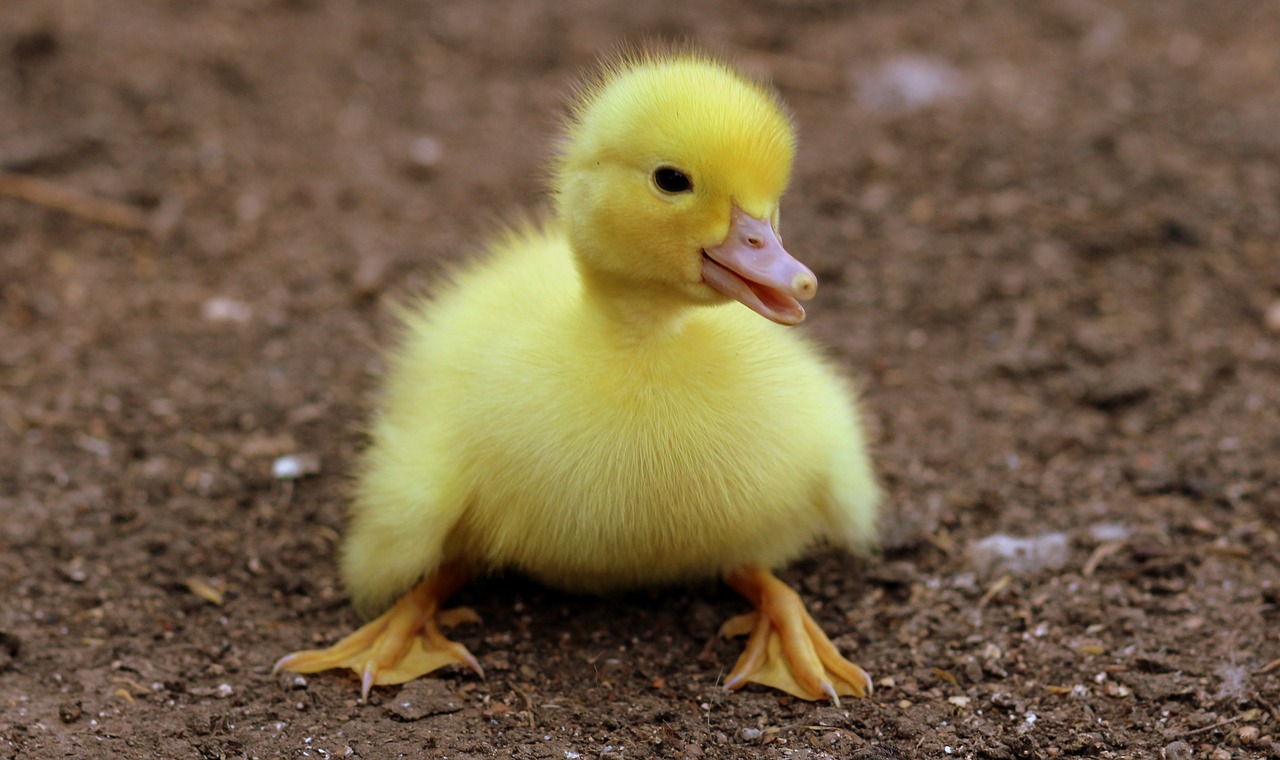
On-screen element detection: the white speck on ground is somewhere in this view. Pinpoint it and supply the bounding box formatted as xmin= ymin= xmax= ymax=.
xmin=856 ymin=55 xmax=969 ymax=112
xmin=969 ymin=533 xmax=1070 ymax=578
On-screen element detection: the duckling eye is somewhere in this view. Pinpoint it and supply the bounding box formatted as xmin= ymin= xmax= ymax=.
xmin=653 ymin=167 xmax=693 ymax=194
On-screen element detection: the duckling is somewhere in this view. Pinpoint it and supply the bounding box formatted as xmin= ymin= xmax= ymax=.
xmin=276 ymin=51 xmax=879 ymax=704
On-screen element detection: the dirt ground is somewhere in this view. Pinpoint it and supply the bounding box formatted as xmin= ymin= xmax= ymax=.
xmin=2 ymin=1 xmax=1279 ymax=757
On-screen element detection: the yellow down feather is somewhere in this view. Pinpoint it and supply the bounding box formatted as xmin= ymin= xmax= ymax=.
xmin=340 ymin=52 xmax=878 ymax=617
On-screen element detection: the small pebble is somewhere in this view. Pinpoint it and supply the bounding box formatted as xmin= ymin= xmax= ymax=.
xmin=407 ymin=136 xmax=443 ymax=169
xmin=58 ymin=702 xmax=82 ymax=723
xmin=202 ymin=297 xmax=253 ymax=324
xmin=1237 ymin=725 xmax=1259 ymax=744
xmin=1264 ymin=301 xmax=1280 ymax=334
xmin=1209 ymin=749 xmax=1231 ymax=760
xmin=1162 ymin=740 xmax=1193 ymax=760
xmin=272 ymin=453 xmax=321 ymax=480
xmin=739 ymin=727 xmax=762 ymax=742
xmin=1088 ymin=523 xmax=1133 ymax=542
xmin=59 ymin=561 xmax=88 ymax=584
xmin=353 ymin=252 xmax=392 ymax=298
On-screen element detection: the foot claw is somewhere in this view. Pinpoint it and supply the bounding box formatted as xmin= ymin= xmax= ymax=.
xmin=460 ymin=650 xmax=484 ymax=678
xmin=271 ymin=654 xmax=292 ymax=675
xmin=822 ymin=681 xmax=841 ymax=707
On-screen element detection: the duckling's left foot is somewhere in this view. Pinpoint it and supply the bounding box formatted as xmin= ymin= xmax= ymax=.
xmin=720 ymin=566 xmax=871 ymax=704
xmin=274 ymin=567 xmax=482 ymax=700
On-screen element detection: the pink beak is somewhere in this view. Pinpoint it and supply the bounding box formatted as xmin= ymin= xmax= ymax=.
xmin=701 ymin=207 xmax=817 ymax=326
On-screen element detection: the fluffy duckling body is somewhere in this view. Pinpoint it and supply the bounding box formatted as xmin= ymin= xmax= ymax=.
xmin=351 ymin=227 xmax=874 ymax=600
xmin=278 ymin=52 xmax=879 ymax=704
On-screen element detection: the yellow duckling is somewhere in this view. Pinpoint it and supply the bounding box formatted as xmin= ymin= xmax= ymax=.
xmin=276 ymin=51 xmax=879 ymax=704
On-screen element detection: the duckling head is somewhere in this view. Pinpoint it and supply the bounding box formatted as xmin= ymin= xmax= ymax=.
xmin=555 ymin=53 xmax=817 ymax=326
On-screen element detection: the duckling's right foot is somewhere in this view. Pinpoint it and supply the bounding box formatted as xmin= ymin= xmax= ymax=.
xmin=275 ymin=573 xmax=483 ymax=700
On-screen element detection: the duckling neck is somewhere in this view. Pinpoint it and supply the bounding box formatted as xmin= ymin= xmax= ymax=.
xmin=576 ymin=265 xmax=698 ymax=341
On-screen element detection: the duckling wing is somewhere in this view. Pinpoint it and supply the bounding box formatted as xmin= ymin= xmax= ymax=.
xmin=339 ymin=223 xmax=578 ymax=615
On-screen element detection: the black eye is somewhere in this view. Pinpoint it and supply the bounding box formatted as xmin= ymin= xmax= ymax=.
xmin=653 ymin=167 xmax=693 ymax=194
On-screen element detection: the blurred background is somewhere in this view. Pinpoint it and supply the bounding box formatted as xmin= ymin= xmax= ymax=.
xmin=2 ymin=1 xmax=1278 ymax=757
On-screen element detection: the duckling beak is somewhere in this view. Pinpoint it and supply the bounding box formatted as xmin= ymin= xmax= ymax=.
xmin=701 ymin=207 xmax=817 ymax=326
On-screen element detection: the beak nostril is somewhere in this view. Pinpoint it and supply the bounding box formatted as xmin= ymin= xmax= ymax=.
xmin=744 ymin=236 xmax=763 ymax=249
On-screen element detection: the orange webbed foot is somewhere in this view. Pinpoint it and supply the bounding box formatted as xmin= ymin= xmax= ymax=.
xmin=275 ymin=567 xmax=482 ymax=700
xmin=720 ymin=566 xmax=871 ymax=704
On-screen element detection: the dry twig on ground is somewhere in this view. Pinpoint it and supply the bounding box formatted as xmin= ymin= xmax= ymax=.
xmin=0 ymin=170 xmax=150 ymax=232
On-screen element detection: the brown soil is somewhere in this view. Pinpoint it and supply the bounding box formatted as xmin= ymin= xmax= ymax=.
xmin=3 ymin=1 xmax=1279 ymax=758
